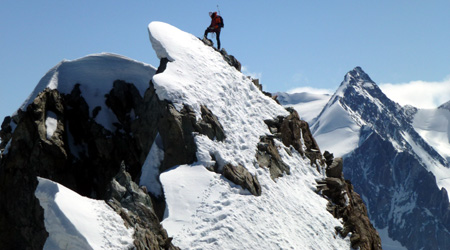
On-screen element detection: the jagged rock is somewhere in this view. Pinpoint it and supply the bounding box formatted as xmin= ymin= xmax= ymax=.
xmin=201 ymin=37 xmax=213 ymax=47
xmin=0 ymin=79 xmax=202 ymax=247
xmin=264 ymin=108 xmax=322 ymax=165
xmin=250 ymin=78 xmax=278 ymax=101
xmin=256 ymin=136 xmax=290 ymax=180
xmin=326 ymin=157 xmax=343 ymax=178
xmin=252 ymin=78 xmax=262 ymax=91
xmin=220 ymin=48 xmax=242 ymax=72
xmin=105 ymin=80 xmax=143 ymax=130
xmin=323 ymin=151 xmax=334 ymax=167
xmin=64 ymin=83 xmax=145 ymax=196
xmin=197 ymin=105 xmax=226 ymax=141
xmin=0 ymin=116 xmax=13 ymax=151
xmin=106 ymin=162 xmax=179 ymax=250
xmin=156 ymin=57 xmax=170 ymax=74
xmin=158 ymin=104 xmax=197 ymax=172
xmin=151 ymin=58 xmax=227 ymax=173
xmin=222 ymin=163 xmax=261 ymax=196
xmin=0 ymin=89 xmax=67 ymax=249
xmin=318 ymin=158 xmax=382 ymax=250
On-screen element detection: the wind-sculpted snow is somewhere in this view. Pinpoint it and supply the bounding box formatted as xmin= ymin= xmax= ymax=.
xmin=35 ymin=178 xmax=134 ymax=249
xmin=148 ymin=21 xmax=288 ymax=173
xmin=21 ymin=53 xmax=156 ymax=131
xmin=1 ymin=20 xmax=363 ymax=249
xmin=148 ymin=22 xmax=352 ymax=249
xmin=160 ymin=142 xmax=351 ymax=249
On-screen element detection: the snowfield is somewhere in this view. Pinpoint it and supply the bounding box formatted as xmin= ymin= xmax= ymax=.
xmin=413 ymin=108 xmax=450 ymax=162
xmin=35 ymin=178 xmax=134 ymax=250
xmin=21 ymin=53 xmax=156 ymax=132
xmin=147 ymin=21 xmax=351 ymax=249
xmin=160 ymin=141 xmax=351 ymax=249
xmin=29 ymin=21 xmax=354 ymax=249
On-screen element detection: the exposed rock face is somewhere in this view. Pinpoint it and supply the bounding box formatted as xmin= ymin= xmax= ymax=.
xmin=0 ymin=89 xmax=64 ymax=250
xmin=256 ymin=136 xmax=290 ymax=180
xmin=0 ymin=55 xmax=232 ymax=247
xmin=106 ymin=162 xmax=179 ymax=250
xmin=219 ymin=48 xmax=242 ymax=72
xmin=222 ymin=163 xmax=261 ymax=196
xmin=262 ymin=105 xmax=381 ymax=250
xmin=264 ymin=108 xmax=322 ymax=165
xmin=345 ymin=132 xmax=450 ymax=249
xmin=0 ymin=116 xmax=12 ymax=150
xmin=317 ymin=156 xmax=382 ymax=250
xmin=0 ymin=53 xmax=380 ymax=249
xmin=326 ymin=156 xmax=343 ymax=178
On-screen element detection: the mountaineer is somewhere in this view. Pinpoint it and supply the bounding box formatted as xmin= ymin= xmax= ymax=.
xmin=203 ymin=11 xmax=224 ymax=49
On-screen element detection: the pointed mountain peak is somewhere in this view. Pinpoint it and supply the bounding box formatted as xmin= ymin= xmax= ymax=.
xmin=333 ymin=67 xmax=378 ymax=99
xmin=345 ymin=66 xmax=375 ymax=85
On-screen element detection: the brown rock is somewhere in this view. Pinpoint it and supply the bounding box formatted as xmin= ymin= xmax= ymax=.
xmin=222 ymin=163 xmax=261 ymax=196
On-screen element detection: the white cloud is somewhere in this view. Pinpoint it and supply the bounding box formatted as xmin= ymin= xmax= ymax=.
xmin=287 ymin=86 xmax=333 ymax=95
xmin=379 ymin=78 xmax=450 ymax=109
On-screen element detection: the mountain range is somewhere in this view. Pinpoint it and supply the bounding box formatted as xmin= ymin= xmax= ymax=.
xmin=278 ymin=67 xmax=450 ymax=250
xmin=0 ymin=22 xmax=381 ymax=249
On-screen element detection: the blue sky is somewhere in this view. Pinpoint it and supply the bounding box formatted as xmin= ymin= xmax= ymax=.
xmin=1 ymin=1 xmax=450 ymax=120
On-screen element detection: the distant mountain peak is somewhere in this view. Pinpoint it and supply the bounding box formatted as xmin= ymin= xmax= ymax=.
xmin=438 ymin=100 xmax=450 ymax=110
xmin=347 ymin=66 xmax=374 ymax=83
xmin=332 ymin=67 xmax=380 ymax=102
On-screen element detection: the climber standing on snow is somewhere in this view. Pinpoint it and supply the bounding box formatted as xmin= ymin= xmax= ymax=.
xmin=204 ymin=11 xmax=223 ymax=50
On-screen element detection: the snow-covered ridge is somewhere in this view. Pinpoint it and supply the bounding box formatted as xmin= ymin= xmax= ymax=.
xmin=21 ymin=53 xmax=156 ymax=131
xmin=0 ymin=20 xmax=359 ymax=249
xmin=148 ymin=21 xmax=288 ymax=173
xmin=146 ymin=22 xmax=352 ymax=248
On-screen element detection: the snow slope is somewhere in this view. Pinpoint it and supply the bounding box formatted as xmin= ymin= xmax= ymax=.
xmin=147 ymin=21 xmax=351 ymax=249
xmin=275 ymin=92 xmax=330 ymax=123
xmin=299 ymin=67 xmax=450 ymax=249
xmin=21 ymin=53 xmax=156 ymax=131
xmin=148 ymin=21 xmax=289 ymax=174
xmin=35 ymin=177 xmax=134 ymax=250
xmin=312 ymin=99 xmax=362 ymax=157
xmin=413 ymin=107 xmax=450 ymax=162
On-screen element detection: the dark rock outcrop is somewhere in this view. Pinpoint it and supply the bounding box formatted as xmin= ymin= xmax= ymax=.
xmin=106 ymin=162 xmax=179 ymax=250
xmin=222 ymin=163 xmax=261 ymax=196
xmin=0 ymin=89 xmax=66 ymax=250
xmin=261 ymin=105 xmax=381 ymax=249
xmin=345 ymin=131 xmax=450 ymax=250
xmin=326 ymin=156 xmax=343 ymax=178
xmin=219 ymin=48 xmax=242 ymax=72
xmin=256 ymin=136 xmax=290 ymax=180
xmin=0 ymin=57 xmax=231 ymax=247
xmin=0 ymin=116 xmax=13 ymax=151
xmin=317 ymin=156 xmax=382 ymax=250
xmin=264 ymin=108 xmax=322 ymax=165
xmin=0 ymin=55 xmax=381 ymax=249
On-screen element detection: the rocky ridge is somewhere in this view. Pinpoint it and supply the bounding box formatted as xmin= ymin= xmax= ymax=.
xmin=0 ymin=24 xmax=380 ymax=249
xmin=310 ymin=67 xmax=450 ymax=249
